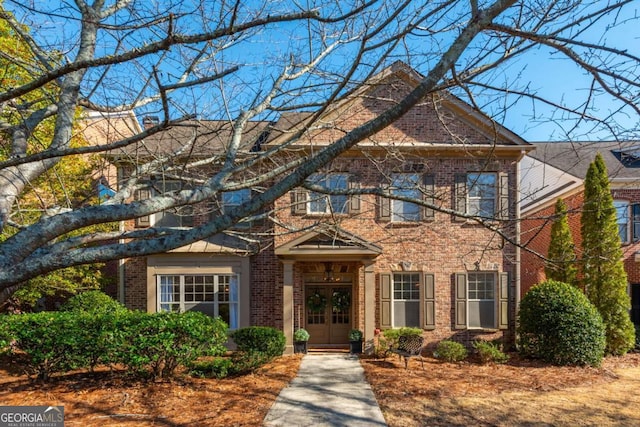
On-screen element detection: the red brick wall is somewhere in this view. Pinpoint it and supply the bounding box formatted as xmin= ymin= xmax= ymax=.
xmin=520 ymin=191 xmax=584 ymax=295
xmin=521 ymin=187 xmax=640 ymax=295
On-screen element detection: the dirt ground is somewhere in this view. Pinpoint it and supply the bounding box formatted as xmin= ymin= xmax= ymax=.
xmin=1 ymin=351 xmax=639 ymax=426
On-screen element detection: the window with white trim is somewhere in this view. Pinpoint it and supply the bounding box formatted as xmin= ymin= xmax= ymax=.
xmin=392 ymin=273 xmax=420 ymax=327
xmin=221 ymin=189 xmax=252 ymax=227
xmin=634 ymin=204 xmax=640 ymax=242
xmin=390 ymin=174 xmax=421 ymax=222
xmin=151 ymin=181 xmax=194 ymax=228
xmin=158 ymin=274 xmax=239 ymax=329
xmin=467 ymin=272 xmax=495 ymax=329
xmin=307 ymin=173 xmax=349 ymax=214
xmin=614 ymin=200 xmax=630 ymax=243
xmin=467 ymin=173 xmax=497 ymax=217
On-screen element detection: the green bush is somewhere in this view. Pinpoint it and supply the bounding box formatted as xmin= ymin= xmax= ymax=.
xmin=60 ymin=290 xmax=127 ymax=314
xmin=190 ymin=357 xmax=234 ymax=379
xmin=0 ymin=315 xmax=12 ymax=354
xmin=382 ymin=327 xmax=422 ymax=352
xmin=349 ymin=329 xmax=363 ymax=341
xmin=0 ymin=311 xmax=90 ymax=379
xmin=433 ymin=340 xmax=468 ymax=362
xmin=474 ymin=340 xmax=509 ymax=364
xmin=294 ymin=328 xmax=310 ymax=341
xmin=229 ymin=326 xmax=285 ymax=359
xmin=116 ymin=311 xmax=228 ymax=379
xmin=518 ymin=280 xmax=606 ymax=367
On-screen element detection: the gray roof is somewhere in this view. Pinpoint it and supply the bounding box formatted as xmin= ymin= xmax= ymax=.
xmin=528 ymin=141 xmax=640 ymax=181
xmin=115 ymin=119 xmax=271 ymax=159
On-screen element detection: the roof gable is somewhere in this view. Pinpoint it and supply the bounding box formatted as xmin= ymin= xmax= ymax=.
xmin=275 ymin=225 xmax=382 ymax=259
xmin=267 ymin=61 xmax=529 ymax=149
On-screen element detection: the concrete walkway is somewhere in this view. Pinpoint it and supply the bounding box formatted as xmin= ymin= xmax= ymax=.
xmin=263 ymin=353 xmax=387 ymax=426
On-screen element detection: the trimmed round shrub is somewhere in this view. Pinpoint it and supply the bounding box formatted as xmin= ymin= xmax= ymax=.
xmin=60 ymin=290 xmax=127 ymax=314
xmin=116 ymin=311 xmax=229 ymax=379
xmin=229 ymin=326 xmax=286 ymax=359
xmin=294 ymin=328 xmax=310 ymax=341
xmin=518 ymin=280 xmax=605 ymax=366
xmin=433 ymin=340 xmax=468 ymax=362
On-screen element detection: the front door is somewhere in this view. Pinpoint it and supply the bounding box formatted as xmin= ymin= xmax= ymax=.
xmin=305 ymin=284 xmax=352 ymax=345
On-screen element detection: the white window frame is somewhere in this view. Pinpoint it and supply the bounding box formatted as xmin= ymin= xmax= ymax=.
xmin=467 ymin=272 xmax=496 ymax=329
xmin=391 ymin=173 xmax=421 ymax=222
xmin=391 ymin=272 xmax=421 ymax=327
xmin=614 ymin=200 xmax=630 ymax=243
xmin=307 ymin=173 xmax=349 ymax=215
xmin=150 ymin=180 xmax=194 ymax=228
xmin=157 ymin=273 xmax=240 ymax=329
xmin=467 ymin=173 xmax=497 ymax=218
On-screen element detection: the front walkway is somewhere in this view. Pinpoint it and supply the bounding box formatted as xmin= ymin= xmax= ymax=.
xmin=263 ymin=353 xmax=387 ymax=426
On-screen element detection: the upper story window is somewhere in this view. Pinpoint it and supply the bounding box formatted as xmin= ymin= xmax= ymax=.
xmin=306 ymin=173 xmax=349 ymax=214
xmin=220 ymin=188 xmax=252 ymax=227
xmin=454 ymin=172 xmax=508 ymax=221
xmin=151 ymin=181 xmax=194 ymax=228
xmin=467 ymin=173 xmax=497 ymax=217
xmin=614 ymin=200 xmax=630 ymax=243
xmin=391 ymin=174 xmax=421 ymax=222
xmin=614 ymin=200 xmax=640 ymax=244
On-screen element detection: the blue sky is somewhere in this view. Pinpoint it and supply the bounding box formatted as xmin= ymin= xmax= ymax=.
xmin=5 ymin=0 xmax=639 ymax=143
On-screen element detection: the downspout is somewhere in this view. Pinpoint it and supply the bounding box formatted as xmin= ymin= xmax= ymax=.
xmin=514 ymin=151 xmax=525 ymax=332
xmin=117 ymin=166 xmax=125 ymax=305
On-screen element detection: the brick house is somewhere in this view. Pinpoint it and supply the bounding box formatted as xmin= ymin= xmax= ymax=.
xmin=520 ymin=142 xmax=640 ymax=327
xmin=115 ymin=63 xmax=533 ymax=353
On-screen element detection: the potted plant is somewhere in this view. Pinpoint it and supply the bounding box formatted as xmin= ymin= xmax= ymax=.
xmin=349 ymin=329 xmax=363 ymax=354
xmin=294 ymin=328 xmax=310 ymax=354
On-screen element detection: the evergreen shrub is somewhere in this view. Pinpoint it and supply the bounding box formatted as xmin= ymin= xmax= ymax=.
xmin=433 ymin=340 xmax=468 ymax=362
xmin=60 ymin=290 xmax=127 ymax=314
xmin=116 ymin=311 xmax=228 ymax=379
xmin=229 ymin=326 xmax=286 ymax=359
xmin=474 ymin=340 xmax=509 ymax=364
xmin=518 ymin=280 xmax=605 ymax=366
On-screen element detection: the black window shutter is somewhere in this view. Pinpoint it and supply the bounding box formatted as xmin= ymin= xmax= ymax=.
xmin=135 ymin=189 xmax=151 ymax=227
xmin=380 ymin=273 xmax=392 ymax=329
xmin=423 ymin=273 xmax=436 ymax=330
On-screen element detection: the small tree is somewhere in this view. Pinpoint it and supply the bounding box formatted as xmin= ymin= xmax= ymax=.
xmin=545 ymin=198 xmax=578 ymax=287
xmin=581 ymin=153 xmax=635 ymax=355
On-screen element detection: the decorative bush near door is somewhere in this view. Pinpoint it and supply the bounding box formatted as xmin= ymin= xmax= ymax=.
xmin=349 ymin=329 xmax=363 ymax=354
xmin=294 ymin=328 xmax=310 ymax=354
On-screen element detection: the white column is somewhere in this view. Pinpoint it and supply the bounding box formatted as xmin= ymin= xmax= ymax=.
xmin=363 ymin=260 xmax=375 ymax=354
xmin=282 ymin=260 xmax=295 ymax=354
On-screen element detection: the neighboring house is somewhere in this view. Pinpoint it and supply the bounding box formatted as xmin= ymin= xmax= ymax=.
xmin=115 ymin=62 xmax=533 ymax=353
xmin=520 ymin=142 xmax=640 ymax=327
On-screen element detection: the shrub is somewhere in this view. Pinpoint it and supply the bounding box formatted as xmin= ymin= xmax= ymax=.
xmin=116 ymin=311 xmax=228 ymax=379
xmin=190 ymin=357 xmax=234 ymax=379
xmin=474 ymin=340 xmax=509 ymax=364
xmin=294 ymin=328 xmax=310 ymax=342
xmin=518 ymin=280 xmax=606 ymax=366
xmin=349 ymin=329 xmax=363 ymax=341
xmin=60 ymin=290 xmax=127 ymax=314
xmin=230 ymin=326 xmax=286 ymax=359
xmin=1 ymin=311 xmax=90 ymax=380
xmin=382 ymin=327 xmax=422 ymax=352
xmin=433 ymin=340 xmax=468 ymax=362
